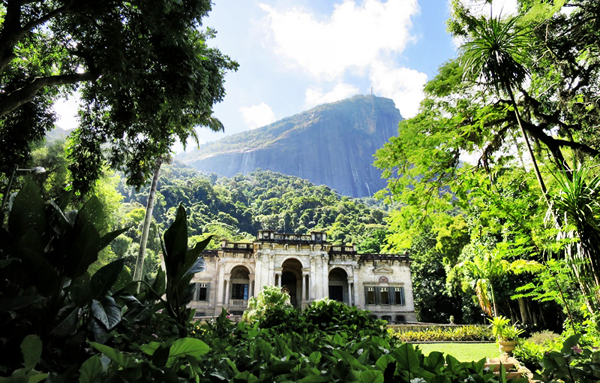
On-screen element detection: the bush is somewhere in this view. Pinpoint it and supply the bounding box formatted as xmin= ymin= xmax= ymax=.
xmin=393 ymin=325 xmax=494 ymax=342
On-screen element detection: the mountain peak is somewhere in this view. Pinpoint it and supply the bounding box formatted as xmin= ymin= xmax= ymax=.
xmin=177 ymin=95 xmax=402 ymax=197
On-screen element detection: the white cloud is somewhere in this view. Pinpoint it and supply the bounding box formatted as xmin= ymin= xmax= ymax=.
xmin=260 ymin=0 xmax=419 ymax=80
xmin=239 ymin=102 xmax=277 ymax=129
xmin=305 ymin=83 xmax=359 ymax=107
xmin=53 ymin=95 xmax=80 ymax=130
xmin=370 ymin=60 xmax=427 ymax=119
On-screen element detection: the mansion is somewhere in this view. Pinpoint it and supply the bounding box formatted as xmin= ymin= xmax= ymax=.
xmin=190 ymin=230 xmax=416 ymax=322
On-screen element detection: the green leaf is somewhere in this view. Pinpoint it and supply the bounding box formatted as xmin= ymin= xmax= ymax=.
xmin=99 ymin=227 xmax=129 ymax=252
xmin=233 ymin=371 xmax=258 ymax=383
xmin=91 ymin=297 xmax=121 ymax=331
xmin=50 ymin=304 xmax=78 ymax=338
xmin=70 ymin=272 xmax=92 ymax=306
xmin=21 ymin=334 xmax=42 ymax=371
xmin=75 ymin=196 xmax=105 ymax=234
xmin=0 ymin=295 xmax=43 ymax=312
xmin=151 ymin=268 xmax=166 ymax=296
xmin=360 ymin=370 xmax=384 ymax=383
xmin=64 ymin=221 xmax=100 ymax=279
xmin=112 ymin=267 xmax=133 ymax=293
xmin=79 ymin=355 xmax=104 ymax=383
xmin=89 ymin=342 xmax=132 ymax=368
xmin=375 ymin=354 xmax=395 ymax=371
xmin=167 ymin=338 xmax=210 ymax=367
xmin=91 ymin=259 xmax=124 ymax=298
xmin=308 ymin=351 xmax=322 ymax=365
xmin=8 ymin=179 xmax=45 ymax=239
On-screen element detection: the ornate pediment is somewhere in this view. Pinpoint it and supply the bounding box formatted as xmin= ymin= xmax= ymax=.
xmin=374 ymin=266 xmax=393 ymax=274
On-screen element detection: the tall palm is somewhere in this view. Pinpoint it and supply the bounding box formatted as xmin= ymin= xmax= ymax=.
xmin=133 ymin=115 xmax=224 ymax=284
xmin=459 ymin=15 xmax=549 ymax=201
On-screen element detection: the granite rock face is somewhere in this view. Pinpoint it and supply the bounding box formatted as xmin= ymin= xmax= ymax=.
xmin=178 ymin=95 xmax=402 ymax=198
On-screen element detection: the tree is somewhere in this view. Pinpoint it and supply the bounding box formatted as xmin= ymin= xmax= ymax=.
xmin=0 ymin=0 xmax=237 ymax=190
xmin=133 ymin=116 xmax=225 ymax=282
xmin=459 ymin=14 xmax=548 ymax=199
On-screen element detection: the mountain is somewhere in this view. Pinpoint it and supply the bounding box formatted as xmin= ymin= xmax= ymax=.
xmin=177 ymin=95 xmax=402 ymax=197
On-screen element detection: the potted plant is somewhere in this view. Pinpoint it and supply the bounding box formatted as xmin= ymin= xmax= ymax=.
xmin=489 ymin=316 xmax=524 ymax=353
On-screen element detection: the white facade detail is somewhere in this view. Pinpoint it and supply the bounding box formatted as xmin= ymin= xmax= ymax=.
xmin=190 ymin=230 xmax=416 ymax=322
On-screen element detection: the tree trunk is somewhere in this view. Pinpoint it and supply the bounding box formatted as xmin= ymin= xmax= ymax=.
xmin=133 ymin=158 xmax=163 ymax=284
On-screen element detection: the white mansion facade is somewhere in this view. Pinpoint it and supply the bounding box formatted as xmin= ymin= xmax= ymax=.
xmin=190 ymin=230 xmax=416 ymax=323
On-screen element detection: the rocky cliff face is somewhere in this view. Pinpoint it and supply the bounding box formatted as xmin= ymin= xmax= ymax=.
xmin=178 ymin=95 xmax=402 ymax=197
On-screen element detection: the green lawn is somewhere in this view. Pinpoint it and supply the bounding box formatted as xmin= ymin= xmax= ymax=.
xmin=413 ymin=343 xmax=500 ymax=362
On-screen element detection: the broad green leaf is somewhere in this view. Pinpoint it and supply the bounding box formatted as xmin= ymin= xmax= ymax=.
xmin=89 ymin=342 xmax=132 ymax=368
xmin=70 ymin=272 xmax=92 ymax=306
xmin=0 ymin=295 xmax=43 ymax=312
xmin=98 ymin=227 xmax=129 ymax=252
xmin=112 ymin=267 xmax=133 ymax=293
xmin=308 ymin=351 xmax=321 ymax=365
xmin=375 ymin=354 xmax=395 ymax=371
xmin=91 ymin=297 xmax=121 ymax=330
xmin=21 ymin=334 xmax=42 ymax=371
xmin=151 ymin=268 xmax=166 ymax=296
xmin=360 ymin=370 xmax=384 ymax=383
xmin=167 ymin=338 xmax=210 ymax=367
xmin=91 ymin=259 xmax=124 ymax=298
xmin=64 ymin=222 xmax=100 ymax=279
xmin=50 ymin=304 xmax=78 ymax=338
xmin=79 ymin=355 xmax=104 ymax=383
xmin=75 ymin=196 xmax=105 ymax=234
xmin=8 ymin=179 xmax=45 ymax=239
xmin=424 ymin=351 xmax=445 ymax=372
xmin=233 ymin=371 xmax=258 ymax=383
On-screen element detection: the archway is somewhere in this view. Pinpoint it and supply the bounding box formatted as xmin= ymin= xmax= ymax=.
xmin=229 ymin=265 xmax=250 ymax=303
xmin=328 ymin=268 xmax=348 ymax=303
xmin=281 ymin=258 xmax=303 ymax=308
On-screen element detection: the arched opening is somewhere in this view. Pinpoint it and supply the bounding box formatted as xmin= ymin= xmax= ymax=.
xmin=230 ymin=266 xmax=250 ymax=304
xmin=328 ymin=268 xmax=348 ymax=303
xmin=281 ymin=258 xmax=303 ymax=308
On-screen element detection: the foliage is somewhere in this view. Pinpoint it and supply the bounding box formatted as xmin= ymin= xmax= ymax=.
xmin=535 ymin=334 xmax=600 ymax=383
xmin=0 ymin=0 xmax=238 ymax=192
xmin=489 ymin=316 xmax=525 ymax=342
xmin=549 ymin=162 xmax=600 ymax=313
xmin=243 ymin=285 xmax=293 ymax=325
xmin=513 ymin=331 xmax=561 ymax=371
xmin=393 ymin=325 xmax=494 ymax=342
xmin=0 ymin=180 xmax=127 ymax=373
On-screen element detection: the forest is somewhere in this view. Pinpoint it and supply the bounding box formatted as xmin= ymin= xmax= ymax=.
xmin=1 ymin=0 xmax=600 ymax=381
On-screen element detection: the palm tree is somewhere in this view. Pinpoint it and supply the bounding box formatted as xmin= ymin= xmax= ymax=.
xmin=133 ymin=115 xmax=224 ymax=284
xmin=459 ymin=15 xmax=549 ymax=202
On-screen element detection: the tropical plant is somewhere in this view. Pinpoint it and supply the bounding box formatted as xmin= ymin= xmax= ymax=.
xmin=0 ymin=180 xmax=127 ymax=372
xmin=549 ymin=163 xmax=600 ymax=314
xmin=490 ymin=316 xmax=525 ymax=342
xmin=459 ymin=14 xmax=549 ymax=198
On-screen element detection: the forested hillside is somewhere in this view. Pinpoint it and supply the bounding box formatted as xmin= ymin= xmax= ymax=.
xmin=113 ymin=163 xmax=392 ymax=274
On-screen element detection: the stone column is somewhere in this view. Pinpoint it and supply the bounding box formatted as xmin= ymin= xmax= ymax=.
xmin=300 ymin=272 xmax=305 ymax=304
xmin=216 ymin=260 xmax=226 ymax=307
xmin=224 ymin=277 xmax=230 ymax=305
xmin=322 ymin=255 xmax=329 ymax=298
xmin=255 ymin=255 xmax=263 ymax=295
xmin=309 ymin=255 xmax=317 ymax=300
xmin=347 ymin=280 xmax=352 ymax=306
xmin=353 ymin=269 xmax=360 ymax=308
xmin=249 ymin=275 xmax=255 ymax=297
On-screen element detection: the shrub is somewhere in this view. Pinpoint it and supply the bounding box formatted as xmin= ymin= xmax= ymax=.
xmin=393 ymin=325 xmax=494 ymax=342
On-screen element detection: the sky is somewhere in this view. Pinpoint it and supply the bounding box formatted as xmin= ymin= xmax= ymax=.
xmin=54 ymin=0 xmax=518 ymax=149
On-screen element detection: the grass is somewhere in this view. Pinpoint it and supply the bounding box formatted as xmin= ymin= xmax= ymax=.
xmin=413 ymin=342 xmax=500 ymax=362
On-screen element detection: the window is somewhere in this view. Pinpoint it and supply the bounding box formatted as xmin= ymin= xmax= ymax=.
xmin=365 ymin=286 xmax=405 ymax=305
xmin=196 ymin=283 xmax=209 ymax=301
xmin=232 ymin=283 xmax=249 ymax=300
xmin=380 ymin=287 xmax=390 ymax=305
xmin=366 ymin=287 xmax=376 ymax=304
xmin=382 ymin=315 xmax=392 ymax=322
xmin=394 ymin=287 xmax=405 ymax=306
xmin=396 ymin=315 xmax=406 ymax=323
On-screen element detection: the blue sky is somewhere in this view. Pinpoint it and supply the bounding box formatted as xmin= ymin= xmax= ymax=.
xmin=54 ymin=0 xmax=518 ymax=149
